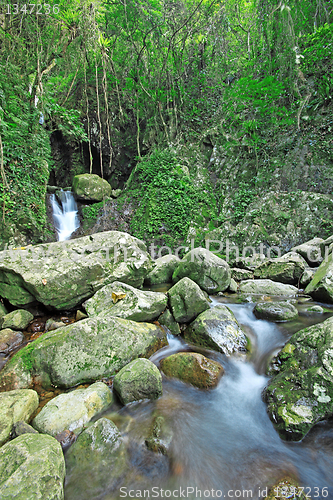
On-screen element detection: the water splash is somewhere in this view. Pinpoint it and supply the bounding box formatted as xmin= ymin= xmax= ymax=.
xmin=50 ymin=190 xmax=80 ymax=241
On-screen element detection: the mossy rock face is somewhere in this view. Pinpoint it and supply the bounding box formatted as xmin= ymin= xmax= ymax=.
xmin=158 ymin=309 xmax=180 ymax=336
xmin=1 ymin=310 xmax=33 ymax=331
xmin=65 ymin=417 xmax=128 ymax=500
xmin=254 ymin=252 xmax=306 ymax=285
xmin=0 ymin=433 xmax=65 ymax=500
xmin=72 ymin=173 xmax=111 ymax=201
xmin=0 ymin=389 xmax=39 ymax=446
xmin=84 ymin=281 xmax=167 ymax=322
xmin=145 ymin=255 xmax=180 ymax=285
xmin=172 ymin=248 xmax=231 ymax=294
xmin=0 ymin=315 xmax=167 ymax=391
xmin=167 ymin=277 xmax=210 ymax=323
xmin=253 ymin=301 xmax=298 ymax=322
xmin=305 ymin=253 xmax=333 ymax=303
xmin=184 ymin=304 xmax=248 ymax=356
xmin=239 ymin=279 xmax=298 ymax=296
xmin=0 ymin=231 xmax=152 ymax=310
xmin=292 ymin=237 xmax=324 ymax=266
xmin=160 ymin=352 xmax=224 ymax=389
xmin=32 ymin=382 xmax=112 ymax=437
xmin=113 ymin=358 xmax=162 ymax=405
xmin=265 ymin=316 xmax=333 ymax=441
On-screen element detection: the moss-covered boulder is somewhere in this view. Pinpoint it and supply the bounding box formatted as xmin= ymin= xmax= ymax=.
xmin=160 ymin=352 xmax=223 ymax=389
xmin=239 ymin=279 xmax=298 ymax=296
xmin=158 ymin=309 xmax=180 ymax=335
xmin=300 ymin=268 xmax=316 ymax=287
xmin=264 ymin=316 xmax=333 ymax=440
xmin=0 ymin=389 xmax=39 ymax=446
xmin=231 ymin=268 xmax=254 ymax=281
xmin=72 ymin=173 xmax=111 ymax=201
xmin=1 ymin=310 xmax=33 ymax=330
xmin=305 ymin=253 xmax=333 ymax=303
xmin=113 ymin=358 xmax=162 ymax=405
xmin=0 ymin=315 xmax=167 ymax=391
xmin=168 ymin=277 xmax=210 ymax=323
xmin=253 ymin=252 xmax=306 ymax=285
xmin=0 ymin=433 xmax=65 ymax=500
xmin=184 ymin=304 xmax=248 ymax=356
xmin=32 ymin=382 xmax=112 ymax=436
xmin=253 ymin=301 xmax=298 ymax=322
xmin=0 ymin=231 xmax=152 ymax=310
xmin=292 ymin=237 xmax=324 ymax=266
xmin=172 ymin=248 xmax=230 ymax=294
xmin=84 ymin=281 xmax=167 ymax=322
xmin=145 ymin=255 xmax=180 ymax=285
xmin=65 ymin=417 xmax=128 ymax=500
xmin=0 ymin=329 xmax=24 ymax=355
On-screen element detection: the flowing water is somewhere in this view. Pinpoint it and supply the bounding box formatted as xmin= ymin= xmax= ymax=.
xmin=50 ymin=190 xmax=80 ymax=241
xmin=65 ymin=298 xmax=333 ymax=500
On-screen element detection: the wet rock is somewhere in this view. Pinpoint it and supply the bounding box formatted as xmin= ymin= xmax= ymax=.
xmin=72 ymin=173 xmax=111 ymax=201
xmin=26 ymin=320 xmax=45 ymax=333
xmin=75 ymin=310 xmax=87 ymax=321
xmin=253 ymin=301 xmax=298 ymax=322
xmin=0 ymin=328 xmax=24 ymax=354
xmin=305 ymin=253 xmax=333 ymax=303
xmin=0 ymin=433 xmax=65 ymax=500
xmin=1 ymin=309 xmax=33 ymax=330
xmin=300 ymin=268 xmax=316 ymax=287
xmin=32 ymin=382 xmax=112 ymax=436
xmin=0 ymin=315 xmax=167 ymax=390
xmin=184 ymin=304 xmax=248 ymax=356
xmin=307 ymin=305 xmax=324 ymax=313
xmin=231 ymin=268 xmax=254 ymax=281
xmin=172 ymin=247 xmax=231 ymax=294
xmin=228 ymin=278 xmax=238 ymax=293
xmin=84 ymin=281 xmax=167 ymax=322
xmin=0 ymin=389 xmax=39 ymax=446
xmin=145 ymin=415 xmax=173 ymax=454
xmin=265 ymin=316 xmax=333 ymax=440
xmin=231 ymin=254 xmax=266 ymax=271
xmin=160 ymin=352 xmax=224 ymax=389
xmin=12 ymin=421 xmax=39 ymax=437
xmin=44 ymin=319 xmax=66 ymax=332
xmin=55 ymin=429 xmax=77 ymax=452
xmin=254 ymin=252 xmax=306 ymax=285
xmin=128 ymin=441 xmax=170 ymax=481
xmin=113 ymin=358 xmax=162 ymax=405
xmin=145 ymin=255 xmax=180 ymax=285
xmin=158 ymin=309 xmax=180 ymax=336
xmin=292 ymin=237 xmax=324 ymax=266
xmin=267 ymin=476 xmax=311 ymax=500
xmin=239 ymin=279 xmax=298 ymax=296
xmin=168 ymin=277 xmax=210 ymax=323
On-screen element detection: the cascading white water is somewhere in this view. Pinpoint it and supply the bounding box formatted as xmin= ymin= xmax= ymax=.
xmin=50 ymin=190 xmax=80 ymax=241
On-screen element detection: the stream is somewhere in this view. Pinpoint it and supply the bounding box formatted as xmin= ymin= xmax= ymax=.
xmin=65 ymin=297 xmax=333 ymax=500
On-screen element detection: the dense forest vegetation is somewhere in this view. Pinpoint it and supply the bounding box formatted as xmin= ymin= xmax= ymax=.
xmin=0 ymin=0 xmax=332 ymax=250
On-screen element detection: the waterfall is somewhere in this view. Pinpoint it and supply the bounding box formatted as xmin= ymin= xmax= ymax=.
xmin=50 ymin=190 xmax=80 ymax=241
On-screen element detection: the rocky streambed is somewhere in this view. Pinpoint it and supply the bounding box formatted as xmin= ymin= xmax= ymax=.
xmin=0 ymin=231 xmax=333 ymax=499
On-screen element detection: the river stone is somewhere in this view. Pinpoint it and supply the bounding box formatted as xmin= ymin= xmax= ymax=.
xmin=65 ymin=418 xmax=127 ymax=500
xmin=300 ymin=268 xmax=316 ymax=287
xmin=307 ymin=305 xmax=324 ymax=313
xmin=239 ymin=279 xmax=298 ymax=296
xmin=0 ymin=315 xmax=167 ymax=391
xmin=84 ymin=281 xmax=167 ymax=321
xmin=0 ymin=231 xmax=152 ymax=309
xmin=265 ymin=316 xmax=333 ymax=441
xmin=0 ymin=433 xmax=65 ymax=500
xmin=72 ymin=173 xmax=111 ymax=201
xmin=172 ymin=247 xmax=231 ymax=294
xmin=0 ymin=328 xmax=24 ymax=354
xmin=0 ymin=389 xmax=39 ymax=446
xmin=184 ymin=304 xmax=248 ymax=356
xmin=145 ymin=414 xmax=173 ymax=455
xmin=231 ymin=254 xmax=266 ymax=271
xmin=160 ymin=352 xmax=223 ymax=389
xmin=1 ymin=309 xmax=33 ymax=330
xmin=32 ymin=382 xmax=112 ymax=436
xmin=292 ymin=237 xmax=324 ymax=266
xmin=231 ymin=268 xmax=254 ymax=281
xmin=145 ymin=255 xmax=180 ymax=285
xmin=253 ymin=252 xmax=306 ymax=285
xmin=113 ymin=358 xmax=162 ymax=405
xmin=253 ymin=301 xmax=298 ymax=322
xmin=168 ymin=277 xmax=210 ymax=323
xmin=305 ymin=253 xmax=333 ymax=303
xmin=228 ymin=278 xmax=238 ymax=293
xmin=158 ymin=309 xmax=180 ymax=336
xmin=13 ymin=421 xmax=39 ymax=437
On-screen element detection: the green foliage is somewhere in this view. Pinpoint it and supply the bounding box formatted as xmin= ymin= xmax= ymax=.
xmin=81 ymin=201 xmax=106 ymax=220
xmin=232 ymin=182 xmax=255 ymax=223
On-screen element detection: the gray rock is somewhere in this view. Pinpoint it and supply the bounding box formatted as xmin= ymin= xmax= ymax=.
xmin=231 ymin=254 xmax=266 ymax=271
xmin=0 ymin=328 xmax=24 ymax=354
xmin=168 ymin=277 xmax=210 ymax=323
xmin=1 ymin=309 xmax=33 ymax=330
xmin=320 ymin=235 xmax=333 ymax=260
xmin=300 ymin=268 xmax=316 ymax=287
xmin=32 ymin=382 xmax=112 ymax=436
xmin=44 ymin=319 xmax=66 ymax=332
xmin=239 ymin=279 xmax=298 ymax=296
xmin=84 ymin=281 xmax=167 ymax=322
xmin=72 ymin=173 xmax=111 ymax=201
xmin=253 ymin=252 xmax=306 ymax=285
xmin=253 ymin=301 xmax=298 ymax=321
xmin=307 ymin=305 xmax=324 ymax=313
xmin=228 ymin=278 xmax=238 ymax=293
xmin=292 ymin=237 xmax=324 ymax=266
xmin=305 ymin=253 xmax=333 ymax=303
xmin=0 ymin=433 xmax=65 ymax=499
xmin=145 ymin=255 xmax=180 ymax=285
xmin=113 ymin=358 xmax=162 ymax=405
xmin=0 ymin=389 xmax=39 ymax=446
xmin=158 ymin=309 xmax=180 ymax=336
xmin=231 ymin=268 xmax=254 ymax=281
xmin=185 ymin=304 xmax=248 ymax=356
xmin=13 ymin=421 xmax=39 ymax=437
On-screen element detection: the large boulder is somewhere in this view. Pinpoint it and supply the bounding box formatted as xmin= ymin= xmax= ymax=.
xmin=172 ymin=248 xmax=231 ymax=294
xmin=0 ymin=389 xmax=39 ymax=446
xmin=0 ymin=433 xmax=65 ymax=500
xmin=253 ymin=301 xmax=298 ymax=322
xmin=0 ymin=315 xmax=167 ymax=391
xmin=305 ymin=253 xmax=333 ymax=303
xmin=184 ymin=304 xmax=248 ymax=356
xmin=160 ymin=352 xmax=224 ymax=389
xmin=1 ymin=309 xmax=33 ymax=330
xmin=0 ymin=231 xmax=152 ymax=309
xmin=167 ymin=277 xmax=210 ymax=323
xmin=231 ymin=268 xmax=254 ymax=281
xmin=0 ymin=328 xmax=24 ymax=355
xmin=300 ymin=268 xmax=316 ymax=287
xmin=113 ymin=358 xmax=162 ymax=405
xmin=253 ymin=252 xmax=306 ymax=285
xmin=32 ymin=382 xmax=112 ymax=436
xmin=239 ymin=279 xmax=298 ymax=296
xmin=264 ymin=316 xmax=333 ymax=440
xmin=291 ymin=237 xmax=324 ymax=266
xmin=84 ymin=281 xmax=167 ymax=322
xmin=72 ymin=173 xmax=111 ymax=201
xmin=145 ymin=255 xmax=180 ymax=285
